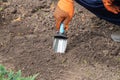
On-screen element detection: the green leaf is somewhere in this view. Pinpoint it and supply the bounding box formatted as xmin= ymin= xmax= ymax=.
xmin=13 ymin=70 xmax=21 ymax=80
xmin=21 ymin=74 xmax=38 ymax=80
xmin=0 ymin=64 xmax=38 ymax=80
xmin=7 ymin=70 xmax=14 ymax=80
xmin=15 ymin=70 xmax=21 ymax=78
xmin=31 ymin=74 xmax=39 ymax=80
xmin=0 ymin=65 xmax=7 ymax=75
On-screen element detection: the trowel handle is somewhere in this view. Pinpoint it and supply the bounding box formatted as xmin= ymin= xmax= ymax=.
xmin=59 ymin=23 xmax=64 ymax=34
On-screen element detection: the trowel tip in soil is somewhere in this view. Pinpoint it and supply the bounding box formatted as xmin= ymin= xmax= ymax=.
xmin=53 ymin=36 xmax=67 ymax=53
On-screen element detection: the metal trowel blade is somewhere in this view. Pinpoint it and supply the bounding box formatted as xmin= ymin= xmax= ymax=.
xmin=53 ymin=33 xmax=68 ymax=53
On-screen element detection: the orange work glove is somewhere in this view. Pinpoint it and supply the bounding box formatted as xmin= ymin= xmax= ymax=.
xmin=102 ymin=0 xmax=120 ymax=14
xmin=54 ymin=0 xmax=74 ymax=31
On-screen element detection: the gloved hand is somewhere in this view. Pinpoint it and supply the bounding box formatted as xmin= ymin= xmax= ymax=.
xmin=54 ymin=0 xmax=74 ymax=31
xmin=102 ymin=0 xmax=120 ymax=14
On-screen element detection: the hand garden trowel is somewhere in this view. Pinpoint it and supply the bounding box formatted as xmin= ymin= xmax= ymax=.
xmin=53 ymin=23 xmax=68 ymax=53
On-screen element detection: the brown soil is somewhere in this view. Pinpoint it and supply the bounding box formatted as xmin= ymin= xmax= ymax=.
xmin=0 ymin=0 xmax=120 ymax=80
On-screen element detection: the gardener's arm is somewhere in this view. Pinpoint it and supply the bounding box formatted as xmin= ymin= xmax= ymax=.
xmin=54 ymin=0 xmax=74 ymax=31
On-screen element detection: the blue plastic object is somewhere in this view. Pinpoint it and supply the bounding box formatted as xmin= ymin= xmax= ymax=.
xmin=59 ymin=23 xmax=65 ymax=34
